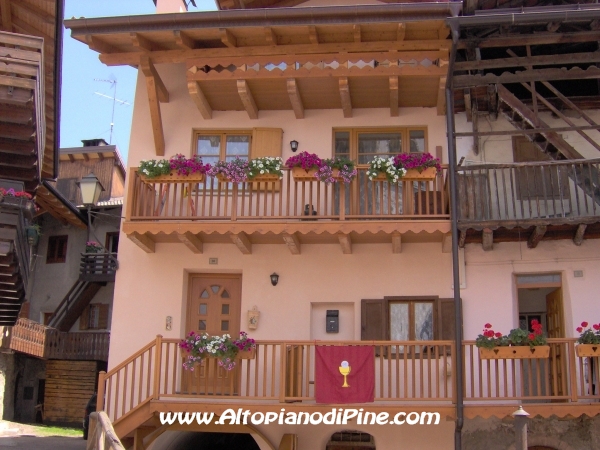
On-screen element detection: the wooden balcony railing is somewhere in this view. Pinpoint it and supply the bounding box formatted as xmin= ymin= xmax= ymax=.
xmin=125 ymin=167 xmax=449 ymax=223
xmin=1 ymin=318 xmax=110 ymax=361
xmin=80 ymin=252 xmax=118 ymax=283
xmin=457 ymin=159 xmax=600 ymax=226
xmin=98 ymin=336 xmax=600 ymax=426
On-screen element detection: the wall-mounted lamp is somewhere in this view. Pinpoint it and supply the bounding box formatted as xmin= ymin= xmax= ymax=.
xmin=270 ymin=273 xmax=279 ymax=286
xmin=290 ymin=140 xmax=299 ymax=152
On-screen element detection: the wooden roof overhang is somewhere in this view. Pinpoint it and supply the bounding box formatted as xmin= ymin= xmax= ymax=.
xmin=65 ymin=3 xmax=460 ymax=155
xmin=60 ymin=145 xmax=126 ymax=180
xmin=0 ymin=0 xmax=63 ymax=183
xmin=35 ymin=181 xmax=87 ymax=229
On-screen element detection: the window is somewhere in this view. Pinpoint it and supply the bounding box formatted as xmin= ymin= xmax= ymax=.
xmin=46 ymin=235 xmax=68 ymax=264
xmin=42 ymin=312 xmax=53 ymax=325
xmin=79 ymin=304 xmax=109 ymax=330
xmin=334 ymin=127 xmax=428 ymax=164
xmin=361 ymin=297 xmax=456 ymax=342
xmin=196 ymin=132 xmax=251 ymax=168
xmin=105 ymin=232 xmax=119 ymax=253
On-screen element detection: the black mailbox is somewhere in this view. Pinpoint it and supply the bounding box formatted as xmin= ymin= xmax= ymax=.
xmin=326 ymin=310 xmax=339 ymax=333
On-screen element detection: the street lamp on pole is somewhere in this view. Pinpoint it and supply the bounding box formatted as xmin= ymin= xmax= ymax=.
xmin=76 ymin=173 xmax=105 ymax=242
xmin=512 ymin=405 xmax=530 ymax=450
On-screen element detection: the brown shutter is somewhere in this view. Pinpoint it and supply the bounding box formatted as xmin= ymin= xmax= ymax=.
xmin=98 ymin=304 xmax=109 ymax=329
xmin=361 ymin=299 xmax=387 ymax=341
xmin=437 ymin=298 xmax=460 ymax=341
xmin=251 ymin=128 xmax=283 ymax=158
xmin=18 ymin=302 xmax=30 ymax=319
xmin=79 ymin=306 xmax=90 ymax=330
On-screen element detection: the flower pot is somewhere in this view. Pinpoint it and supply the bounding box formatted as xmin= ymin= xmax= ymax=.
xmin=291 ymin=167 xmax=318 ymax=181
xmin=402 ymin=167 xmax=437 ymax=181
xmin=238 ymin=348 xmax=256 ymax=359
xmin=139 ymin=170 xmax=205 ymax=183
xmin=479 ymin=345 xmax=550 ymax=359
xmin=249 ymin=174 xmax=281 ymax=183
xmin=576 ymin=344 xmax=600 ymax=357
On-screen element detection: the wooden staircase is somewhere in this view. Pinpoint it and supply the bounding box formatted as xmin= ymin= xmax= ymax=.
xmin=0 ymin=196 xmax=33 ymax=325
xmin=47 ymin=252 xmax=117 ymax=332
xmin=497 ymin=84 xmax=600 ymax=205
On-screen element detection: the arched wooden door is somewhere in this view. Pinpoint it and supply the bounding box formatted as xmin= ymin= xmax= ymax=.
xmin=183 ymin=274 xmax=242 ymax=394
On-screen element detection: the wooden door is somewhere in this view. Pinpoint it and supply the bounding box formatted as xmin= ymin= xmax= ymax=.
xmin=183 ymin=274 xmax=242 ymax=395
xmin=546 ymin=288 xmax=566 ymax=397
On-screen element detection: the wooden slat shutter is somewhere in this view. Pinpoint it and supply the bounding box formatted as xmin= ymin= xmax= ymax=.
xmin=437 ymin=298 xmax=460 ymax=341
xmin=251 ymin=128 xmax=283 ymax=158
xmin=98 ymin=304 xmax=109 ymax=329
xmin=79 ymin=306 xmax=90 ymax=330
xmin=361 ymin=299 xmax=387 ymax=341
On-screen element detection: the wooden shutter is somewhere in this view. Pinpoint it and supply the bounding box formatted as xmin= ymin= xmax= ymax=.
xmin=98 ymin=304 xmax=110 ymax=329
xmin=361 ymin=299 xmax=387 ymax=341
xmin=18 ymin=302 xmax=29 ymax=319
xmin=79 ymin=306 xmax=90 ymax=330
xmin=437 ymin=298 xmax=460 ymax=341
xmin=251 ymin=128 xmax=283 ymax=158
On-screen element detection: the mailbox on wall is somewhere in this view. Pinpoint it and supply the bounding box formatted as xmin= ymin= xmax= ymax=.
xmin=326 ymin=310 xmax=339 ymax=333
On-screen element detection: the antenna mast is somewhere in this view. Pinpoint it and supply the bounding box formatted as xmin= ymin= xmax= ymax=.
xmin=94 ymin=78 xmax=118 ymax=144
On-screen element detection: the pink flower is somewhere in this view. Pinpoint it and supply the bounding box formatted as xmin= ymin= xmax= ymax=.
xmin=577 ymin=327 xmax=583 ymax=333
xmin=484 ymin=323 xmax=492 ymax=329
xmin=593 ymin=324 xmax=600 ymax=331
xmin=528 ymin=333 xmax=535 ymax=340
xmin=581 ymin=321 xmax=588 ymax=328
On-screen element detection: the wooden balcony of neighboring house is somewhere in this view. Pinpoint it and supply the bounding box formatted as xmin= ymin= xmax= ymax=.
xmin=456 ymin=159 xmax=600 ymax=249
xmin=123 ymin=167 xmax=451 ymax=255
xmin=0 ymin=318 xmax=110 ymax=361
xmin=97 ymin=336 xmax=599 ymax=444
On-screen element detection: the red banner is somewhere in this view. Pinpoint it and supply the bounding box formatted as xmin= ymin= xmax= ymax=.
xmin=315 ymin=346 xmax=375 ymax=404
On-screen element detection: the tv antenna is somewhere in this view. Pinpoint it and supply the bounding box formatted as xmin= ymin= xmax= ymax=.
xmin=94 ymin=78 xmax=130 ymax=144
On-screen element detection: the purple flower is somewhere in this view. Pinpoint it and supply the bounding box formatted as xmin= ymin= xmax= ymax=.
xmin=285 ymin=152 xmax=322 ymax=170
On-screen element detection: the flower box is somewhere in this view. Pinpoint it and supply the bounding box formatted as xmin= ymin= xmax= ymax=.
xmin=139 ymin=170 xmax=205 ymax=183
xmin=402 ymin=167 xmax=437 ymax=181
xmin=576 ymin=344 xmax=600 ymax=357
xmin=479 ymin=345 xmax=550 ymax=360
xmin=249 ymin=174 xmax=281 ymax=183
xmin=292 ymin=167 xmax=318 ymax=181
xmin=238 ymin=348 xmax=256 ymax=359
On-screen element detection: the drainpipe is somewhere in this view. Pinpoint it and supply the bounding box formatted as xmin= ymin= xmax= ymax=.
xmin=445 ymin=22 xmax=463 ymax=450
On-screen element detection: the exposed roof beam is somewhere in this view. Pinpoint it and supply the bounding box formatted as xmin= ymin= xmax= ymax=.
xmin=128 ymin=232 xmax=155 ymax=253
xmin=220 ymin=28 xmax=237 ymax=48
xmin=282 ymin=232 xmax=301 ymax=255
xmin=339 ymin=77 xmax=352 ymax=118
xmin=177 ymin=232 xmax=203 ymax=253
xmin=140 ymin=55 xmax=167 ymax=156
xmin=437 ymin=76 xmax=446 ymax=116
xmin=286 ymin=78 xmax=304 ymax=119
xmin=131 ymin=32 xmax=158 ymax=52
xmin=84 ymin=35 xmax=120 ymax=55
xmin=187 ymin=81 xmax=212 ymax=119
xmin=455 ymin=51 xmax=600 ymax=72
xmin=230 ymin=232 xmax=252 ymax=254
xmin=338 ymin=233 xmax=352 ymax=254
xmin=308 ymin=26 xmax=318 ymax=44
xmin=528 ymin=225 xmax=547 ymax=249
xmin=573 ymin=224 xmax=587 ymax=246
xmin=458 ymin=31 xmax=600 ymax=50
xmin=173 ymin=30 xmax=196 ymax=50
xmin=389 ymin=76 xmax=399 ymax=117
xmin=237 ymin=79 xmax=258 ymax=119
xmin=392 ymin=232 xmax=402 ymax=254
xmin=265 ymin=27 xmax=277 ymax=45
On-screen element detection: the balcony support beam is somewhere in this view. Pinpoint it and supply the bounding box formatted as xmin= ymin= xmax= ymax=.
xmin=482 ymin=228 xmax=493 ymax=251
xmin=392 ymin=232 xmax=402 ymax=254
xmin=220 ymin=29 xmax=237 ymax=48
xmin=389 ymin=76 xmax=399 ymax=117
xmin=573 ymin=224 xmax=587 ymax=246
xmin=129 ymin=232 xmax=155 ymax=253
xmin=287 ymin=79 xmax=304 ymax=119
xmin=231 ymin=232 xmax=252 ymax=254
xmin=140 ymin=55 xmax=169 ymax=156
xmin=437 ymin=76 xmax=446 ymax=116
xmin=339 ymin=77 xmax=352 ymax=118
xmin=528 ymin=225 xmax=547 ymax=249
xmin=442 ymin=233 xmax=452 ymax=253
xmin=177 ymin=232 xmax=203 ymax=254
xmin=237 ymin=80 xmax=258 ymax=119
xmin=282 ymin=233 xmax=301 ymax=255
xmin=188 ymin=81 xmax=212 ymax=119
xmin=338 ymin=233 xmax=352 ymax=254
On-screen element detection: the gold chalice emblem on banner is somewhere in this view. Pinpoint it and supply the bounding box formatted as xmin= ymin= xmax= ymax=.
xmin=339 ymin=361 xmax=351 ymax=388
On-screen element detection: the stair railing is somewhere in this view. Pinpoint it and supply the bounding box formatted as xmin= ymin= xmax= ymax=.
xmin=86 ymin=411 xmax=125 ymax=450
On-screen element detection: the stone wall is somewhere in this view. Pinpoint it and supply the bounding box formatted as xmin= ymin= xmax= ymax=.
xmin=0 ymin=352 xmax=16 ymax=420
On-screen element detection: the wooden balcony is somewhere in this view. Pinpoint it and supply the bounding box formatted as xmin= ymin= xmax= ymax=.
xmin=123 ymin=167 xmax=450 ymax=254
xmin=99 ymin=337 xmax=599 ymax=439
xmin=457 ymin=159 xmax=600 ymax=248
xmin=0 ymin=318 xmax=110 ymax=361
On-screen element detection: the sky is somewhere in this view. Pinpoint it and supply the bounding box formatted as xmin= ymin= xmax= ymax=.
xmin=60 ymin=0 xmax=218 ymax=163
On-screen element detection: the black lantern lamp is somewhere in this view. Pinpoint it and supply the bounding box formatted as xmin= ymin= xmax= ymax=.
xmin=290 ymin=140 xmax=299 ymax=152
xmin=270 ymin=273 xmax=279 ymax=286
xmin=77 ymin=173 xmax=105 ymax=241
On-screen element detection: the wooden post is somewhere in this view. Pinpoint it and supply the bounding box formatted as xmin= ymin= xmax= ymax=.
xmin=279 ymin=342 xmax=286 ymax=403
xmin=97 ymin=371 xmax=106 ymax=412
xmin=153 ymin=335 xmax=163 ymax=399
xmin=568 ymin=340 xmax=579 ymax=402
xmin=86 ymin=412 xmax=98 ymax=450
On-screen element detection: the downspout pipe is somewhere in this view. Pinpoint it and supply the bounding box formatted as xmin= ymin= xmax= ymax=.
xmin=445 ymin=21 xmax=463 ymax=450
